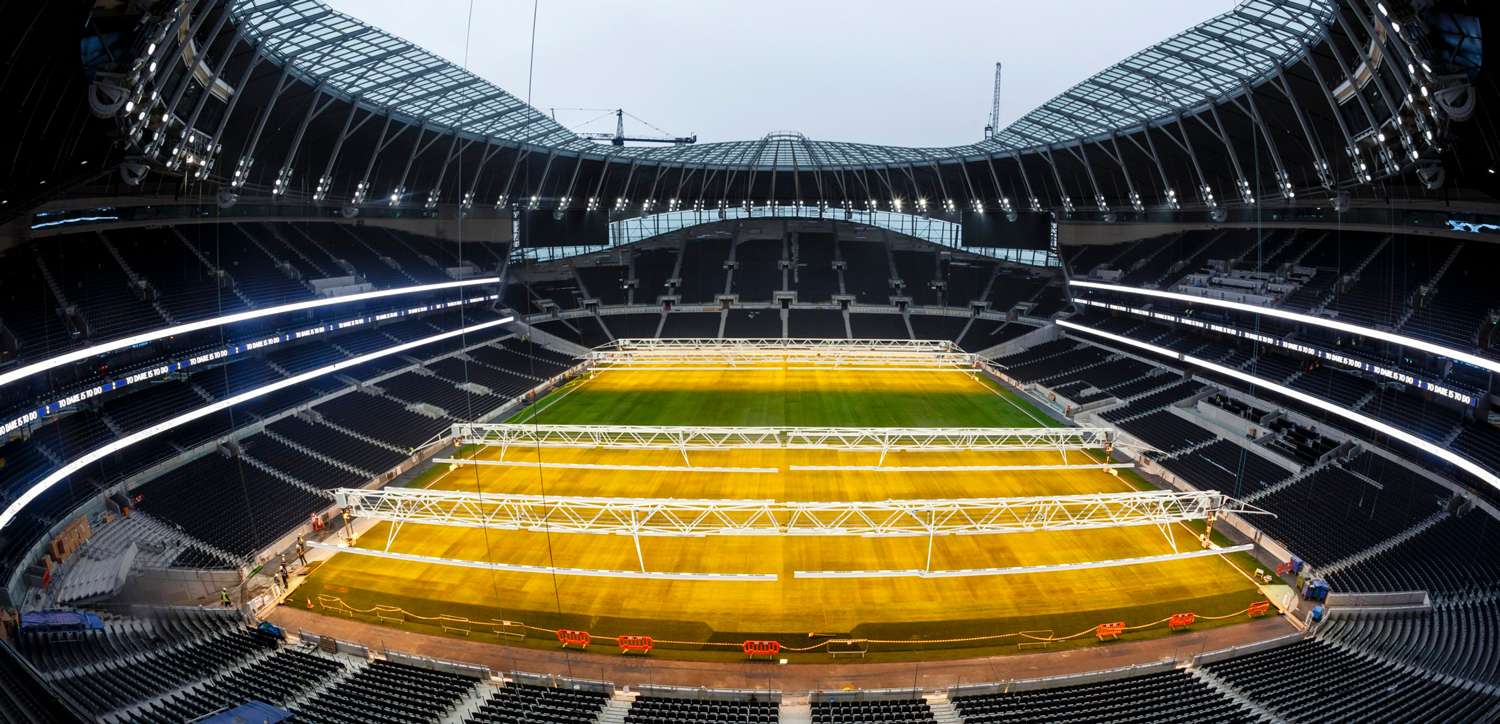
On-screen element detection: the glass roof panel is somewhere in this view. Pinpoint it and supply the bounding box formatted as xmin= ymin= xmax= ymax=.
xmin=233 ymin=0 xmax=1334 ymax=168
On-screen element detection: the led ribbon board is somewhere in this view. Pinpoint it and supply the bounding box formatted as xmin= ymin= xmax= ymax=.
xmin=0 ymin=316 xmax=513 ymax=533
xmin=1068 ymin=279 xmax=1500 ymax=375
xmin=0 ymin=294 xmax=502 ymax=438
xmin=1057 ymin=319 xmax=1500 ymax=492
xmin=0 ymin=277 xmax=501 ymax=390
xmin=1071 ymin=297 xmax=1477 ymax=406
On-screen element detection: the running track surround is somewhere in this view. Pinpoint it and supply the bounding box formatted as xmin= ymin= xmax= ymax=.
xmin=0 ymin=315 xmax=513 ymax=533
xmin=0 ymin=276 xmax=502 ymax=389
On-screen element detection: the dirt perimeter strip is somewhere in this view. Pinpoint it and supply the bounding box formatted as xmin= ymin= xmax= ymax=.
xmin=264 ymin=604 xmax=1299 ymax=691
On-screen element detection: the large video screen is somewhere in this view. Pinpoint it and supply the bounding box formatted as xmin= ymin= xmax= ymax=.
xmin=519 ymin=209 xmax=610 ymax=247
xmin=961 ymin=210 xmax=1052 ymax=251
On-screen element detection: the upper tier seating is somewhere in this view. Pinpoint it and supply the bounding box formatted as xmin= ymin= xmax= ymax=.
xmin=39 ymin=234 xmax=166 ymax=343
xmin=893 ymin=249 xmax=939 ymax=305
xmin=1402 ymin=242 xmax=1500 ymax=348
xmin=342 ymin=226 xmax=450 ymax=284
xmin=0 ymin=246 xmax=76 ymax=360
xmin=631 ymin=247 xmax=678 ymax=304
xmin=678 ymin=240 xmax=732 ymax=303
xmin=941 ymin=258 xmax=995 ymax=308
xmin=790 ymin=232 xmax=840 ymax=302
xmin=109 ymin=228 xmax=254 ymax=322
xmin=840 ymin=241 xmax=893 ymax=303
xmin=732 ymin=239 xmax=784 ymax=302
xmin=576 ymin=264 xmax=630 ymax=305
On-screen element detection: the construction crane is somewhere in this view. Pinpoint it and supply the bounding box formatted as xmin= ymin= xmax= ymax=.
xmin=555 ymin=108 xmax=696 ymax=146
xmin=984 ymin=62 xmax=1002 ymax=139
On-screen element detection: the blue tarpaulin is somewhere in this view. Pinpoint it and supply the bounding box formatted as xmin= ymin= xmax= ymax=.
xmin=189 ymin=701 xmax=291 ymax=724
xmin=18 ymin=611 xmax=103 ymax=632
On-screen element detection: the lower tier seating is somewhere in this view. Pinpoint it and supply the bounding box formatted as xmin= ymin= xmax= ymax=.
xmin=465 ymin=682 xmax=609 ymax=724
xmin=1156 ymin=440 xmax=1291 ymax=494
xmin=953 ymin=670 xmax=1255 ymax=724
xmin=811 ymin=698 xmax=930 ymax=724
xmin=627 ymin=696 xmax=778 ymax=724
xmin=132 ymin=452 xmax=329 ymax=557
xmin=1203 ymin=638 xmax=1496 ymax=723
xmin=293 ymin=659 xmax=481 ymax=724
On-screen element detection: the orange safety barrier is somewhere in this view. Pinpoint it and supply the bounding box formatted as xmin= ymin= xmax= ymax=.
xmin=1168 ymin=612 xmax=1196 ymax=630
xmin=1248 ymin=601 xmax=1272 ymax=617
xmin=557 ymin=629 xmax=591 ymax=649
xmin=1095 ymin=622 xmax=1125 ymax=641
xmin=617 ymin=635 xmax=654 ymax=654
xmin=743 ymin=640 xmax=781 ymax=658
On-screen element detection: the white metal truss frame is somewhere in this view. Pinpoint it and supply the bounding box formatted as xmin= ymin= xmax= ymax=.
xmin=587 ymin=338 xmax=976 ymax=368
xmin=601 ymin=338 xmax=961 ymax=353
xmin=334 ymin=487 xmax=1264 ymax=540
xmin=453 ymin=424 xmax=1129 ymax=457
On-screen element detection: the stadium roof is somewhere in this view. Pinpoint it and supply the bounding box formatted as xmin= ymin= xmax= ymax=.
xmin=233 ymin=0 xmax=1336 ymax=169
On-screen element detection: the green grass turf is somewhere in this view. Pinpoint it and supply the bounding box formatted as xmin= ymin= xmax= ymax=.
xmin=298 ymin=370 xmax=1270 ymax=663
xmin=511 ymin=370 xmax=1056 ymax=428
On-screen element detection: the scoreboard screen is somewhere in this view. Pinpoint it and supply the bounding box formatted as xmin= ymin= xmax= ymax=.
xmin=961 ymin=211 xmax=1052 ymax=251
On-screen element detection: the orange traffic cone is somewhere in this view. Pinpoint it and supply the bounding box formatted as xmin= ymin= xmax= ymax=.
xmin=306 ymin=597 xmax=313 ymax=609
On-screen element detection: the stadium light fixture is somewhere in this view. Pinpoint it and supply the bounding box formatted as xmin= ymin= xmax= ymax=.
xmin=0 ymin=277 xmax=503 ymax=390
xmin=0 ymin=315 xmax=514 ymax=534
xmin=1056 ymin=319 xmax=1500 ymax=492
xmin=1067 ymin=279 xmax=1500 ymax=375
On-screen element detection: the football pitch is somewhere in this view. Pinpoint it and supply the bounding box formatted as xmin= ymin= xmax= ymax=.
xmin=297 ymin=366 xmax=1267 ymax=662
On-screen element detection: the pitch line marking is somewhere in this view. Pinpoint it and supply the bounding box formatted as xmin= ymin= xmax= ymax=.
xmin=794 ymin=544 xmax=1255 ymax=579
xmin=438 ymin=457 xmax=778 ymax=473
xmin=309 ymin=541 xmax=777 ymax=581
xmin=788 ymin=463 xmax=1136 ymax=472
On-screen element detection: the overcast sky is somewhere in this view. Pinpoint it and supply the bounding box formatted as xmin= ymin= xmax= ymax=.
xmin=324 ymin=0 xmax=1230 ymax=148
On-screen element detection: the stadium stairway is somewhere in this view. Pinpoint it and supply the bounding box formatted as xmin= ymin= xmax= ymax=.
xmin=921 ymin=691 xmax=962 ymax=724
xmin=1184 ymin=666 xmax=1280 ymax=723
xmin=1315 ymin=508 xmax=1452 ymax=578
xmin=598 ymin=690 xmax=636 ymax=724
